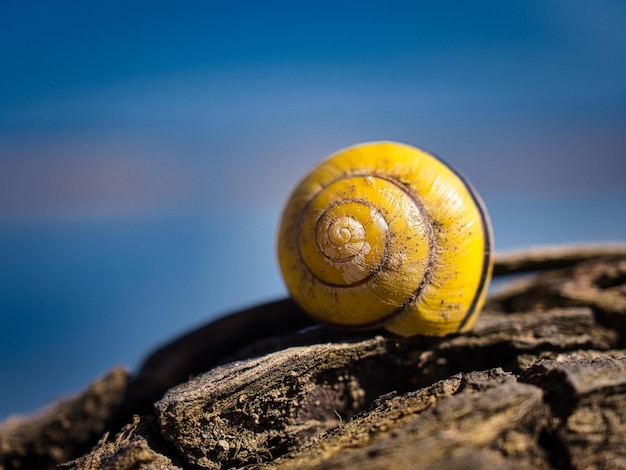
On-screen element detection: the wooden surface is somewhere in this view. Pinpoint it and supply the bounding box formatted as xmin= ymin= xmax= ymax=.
xmin=1 ymin=243 xmax=625 ymax=470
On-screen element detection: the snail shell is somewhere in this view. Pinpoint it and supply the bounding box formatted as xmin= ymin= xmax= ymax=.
xmin=277 ymin=141 xmax=493 ymax=337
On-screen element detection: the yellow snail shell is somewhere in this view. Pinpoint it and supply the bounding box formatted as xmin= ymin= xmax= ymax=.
xmin=277 ymin=141 xmax=493 ymax=337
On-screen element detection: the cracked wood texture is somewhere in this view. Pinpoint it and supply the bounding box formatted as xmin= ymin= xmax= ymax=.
xmin=1 ymin=243 xmax=625 ymax=470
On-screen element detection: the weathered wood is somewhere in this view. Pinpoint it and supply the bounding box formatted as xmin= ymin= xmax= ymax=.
xmin=2 ymin=245 xmax=626 ymax=470
xmin=523 ymin=356 xmax=626 ymax=469
xmin=270 ymin=356 xmax=626 ymax=470
xmin=116 ymin=244 xmax=626 ymax=417
xmin=493 ymin=242 xmax=626 ymax=275
xmin=130 ymin=298 xmax=315 ymax=412
xmin=269 ymin=369 xmax=552 ymax=470
xmin=155 ymin=340 xmax=391 ymax=469
xmin=148 ymin=305 xmax=619 ymax=469
xmin=0 ymin=368 xmax=130 ymax=470
xmin=59 ymin=416 xmax=183 ymax=470
xmin=487 ymin=253 xmax=626 ymax=346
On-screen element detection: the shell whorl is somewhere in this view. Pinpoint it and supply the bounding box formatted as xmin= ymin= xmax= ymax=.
xmin=278 ymin=142 xmax=493 ymax=337
xmin=298 ymin=175 xmax=432 ymax=291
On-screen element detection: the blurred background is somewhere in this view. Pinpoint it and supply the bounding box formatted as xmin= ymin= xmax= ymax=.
xmin=1 ymin=0 xmax=625 ymax=419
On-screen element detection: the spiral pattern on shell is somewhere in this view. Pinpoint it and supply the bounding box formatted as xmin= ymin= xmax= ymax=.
xmin=277 ymin=141 xmax=493 ymax=337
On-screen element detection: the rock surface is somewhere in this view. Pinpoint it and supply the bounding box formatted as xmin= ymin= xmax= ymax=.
xmin=1 ymin=244 xmax=625 ymax=470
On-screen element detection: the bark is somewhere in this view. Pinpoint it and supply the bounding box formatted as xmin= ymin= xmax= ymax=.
xmin=1 ymin=244 xmax=625 ymax=470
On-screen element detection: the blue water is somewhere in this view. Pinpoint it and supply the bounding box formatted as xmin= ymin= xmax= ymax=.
xmin=1 ymin=196 xmax=625 ymax=419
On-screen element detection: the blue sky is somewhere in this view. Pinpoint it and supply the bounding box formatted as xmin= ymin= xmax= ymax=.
xmin=0 ymin=1 xmax=625 ymax=418
xmin=2 ymin=0 xmax=625 ymax=218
